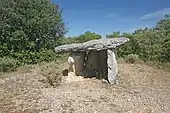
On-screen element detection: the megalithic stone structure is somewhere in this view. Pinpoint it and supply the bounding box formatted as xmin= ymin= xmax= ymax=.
xmin=107 ymin=49 xmax=118 ymax=84
xmin=55 ymin=37 xmax=129 ymax=84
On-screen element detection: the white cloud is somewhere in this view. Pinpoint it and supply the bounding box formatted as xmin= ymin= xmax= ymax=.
xmin=140 ymin=7 xmax=170 ymax=20
xmin=104 ymin=13 xmax=131 ymax=22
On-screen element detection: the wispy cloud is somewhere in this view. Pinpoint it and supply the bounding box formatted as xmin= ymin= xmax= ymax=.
xmin=104 ymin=13 xmax=131 ymax=22
xmin=140 ymin=7 xmax=170 ymax=20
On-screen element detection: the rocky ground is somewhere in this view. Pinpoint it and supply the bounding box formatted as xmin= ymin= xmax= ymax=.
xmin=0 ymin=62 xmax=170 ymax=113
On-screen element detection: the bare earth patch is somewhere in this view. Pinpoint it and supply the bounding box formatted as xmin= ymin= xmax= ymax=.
xmin=0 ymin=62 xmax=170 ymax=113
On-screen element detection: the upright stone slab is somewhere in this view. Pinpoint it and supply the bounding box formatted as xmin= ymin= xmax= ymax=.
xmin=98 ymin=50 xmax=107 ymax=79
xmin=72 ymin=52 xmax=86 ymax=76
xmin=85 ymin=51 xmax=99 ymax=71
xmin=84 ymin=51 xmax=99 ymax=78
xmin=84 ymin=50 xmax=107 ymax=79
xmin=107 ymin=49 xmax=118 ymax=84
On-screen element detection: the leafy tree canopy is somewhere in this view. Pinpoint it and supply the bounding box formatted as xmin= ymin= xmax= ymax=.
xmin=75 ymin=31 xmax=102 ymax=43
xmin=0 ymin=0 xmax=66 ymax=56
xmin=106 ymin=31 xmax=120 ymax=38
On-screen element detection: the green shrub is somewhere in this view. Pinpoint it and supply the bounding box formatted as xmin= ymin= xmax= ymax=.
xmin=124 ymin=54 xmax=140 ymax=64
xmin=10 ymin=49 xmax=61 ymax=65
xmin=0 ymin=57 xmax=18 ymax=72
xmin=12 ymin=51 xmax=38 ymax=65
xmin=38 ymin=49 xmax=60 ymax=63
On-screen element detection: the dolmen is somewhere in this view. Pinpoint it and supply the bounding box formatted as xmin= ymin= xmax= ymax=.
xmin=55 ymin=37 xmax=129 ymax=84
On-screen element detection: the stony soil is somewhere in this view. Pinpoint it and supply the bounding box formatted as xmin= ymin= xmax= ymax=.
xmin=0 ymin=62 xmax=170 ymax=113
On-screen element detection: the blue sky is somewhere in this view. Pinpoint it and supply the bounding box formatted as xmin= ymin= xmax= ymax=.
xmin=51 ymin=0 xmax=170 ymax=37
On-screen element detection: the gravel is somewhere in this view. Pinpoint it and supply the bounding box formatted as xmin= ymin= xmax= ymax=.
xmin=0 ymin=62 xmax=170 ymax=113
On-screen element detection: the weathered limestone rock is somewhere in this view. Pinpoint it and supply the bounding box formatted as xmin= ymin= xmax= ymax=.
xmin=107 ymin=49 xmax=118 ymax=84
xmin=72 ymin=52 xmax=86 ymax=76
xmin=98 ymin=50 xmax=108 ymax=79
xmin=55 ymin=37 xmax=129 ymax=52
xmin=84 ymin=51 xmax=100 ymax=78
xmin=85 ymin=51 xmax=99 ymax=71
xmin=84 ymin=50 xmax=107 ymax=79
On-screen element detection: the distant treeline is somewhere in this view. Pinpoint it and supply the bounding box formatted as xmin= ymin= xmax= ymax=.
xmin=61 ymin=15 xmax=170 ymax=63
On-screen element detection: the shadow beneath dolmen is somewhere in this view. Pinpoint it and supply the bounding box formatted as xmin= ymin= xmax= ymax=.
xmin=62 ymin=69 xmax=69 ymax=76
xmin=76 ymin=68 xmax=109 ymax=81
xmin=61 ymin=67 xmax=109 ymax=83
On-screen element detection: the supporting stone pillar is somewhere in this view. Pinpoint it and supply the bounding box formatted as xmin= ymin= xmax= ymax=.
xmin=107 ymin=49 xmax=118 ymax=84
xmin=72 ymin=52 xmax=86 ymax=76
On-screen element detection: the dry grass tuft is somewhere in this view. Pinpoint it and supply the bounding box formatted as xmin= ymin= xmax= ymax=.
xmin=37 ymin=61 xmax=63 ymax=87
xmin=124 ymin=54 xmax=141 ymax=64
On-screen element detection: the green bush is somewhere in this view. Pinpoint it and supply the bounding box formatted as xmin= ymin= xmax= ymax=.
xmin=124 ymin=54 xmax=140 ymax=64
xmin=114 ymin=15 xmax=170 ymax=63
xmin=0 ymin=57 xmax=19 ymax=72
xmin=10 ymin=49 xmax=60 ymax=66
xmin=11 ymin=51 xmax=38 ymax=65
xmin=38 ymin=49 xmax=60 ymax=63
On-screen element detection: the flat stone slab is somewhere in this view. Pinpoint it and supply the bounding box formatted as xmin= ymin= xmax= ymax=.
xmin=55 ymin=37 xmax=129 ymax=52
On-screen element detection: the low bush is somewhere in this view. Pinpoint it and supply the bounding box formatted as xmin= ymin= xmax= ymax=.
xmin=0 ymin=57 xmax=19 ymax=72
xmin=38 ymin=61 xmax=63 ymax=87
xmin=38 ymin=49 xmax=61 ymax=63
xmin=124 ymin=54 xmax=140 ymax=64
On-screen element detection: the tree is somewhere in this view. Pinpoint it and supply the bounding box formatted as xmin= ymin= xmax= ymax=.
xmin=121 ymin=32 xmax=133 ymax=38
xmin=75 ymin=31 xmax=102 ymax=43
xmin=117 ymin=15 xmax=170 ymax=63
xmin=106 ymin=32 xmax=120 ymax=38
xmin=0 ymin=0 xmax=66 ymax=57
